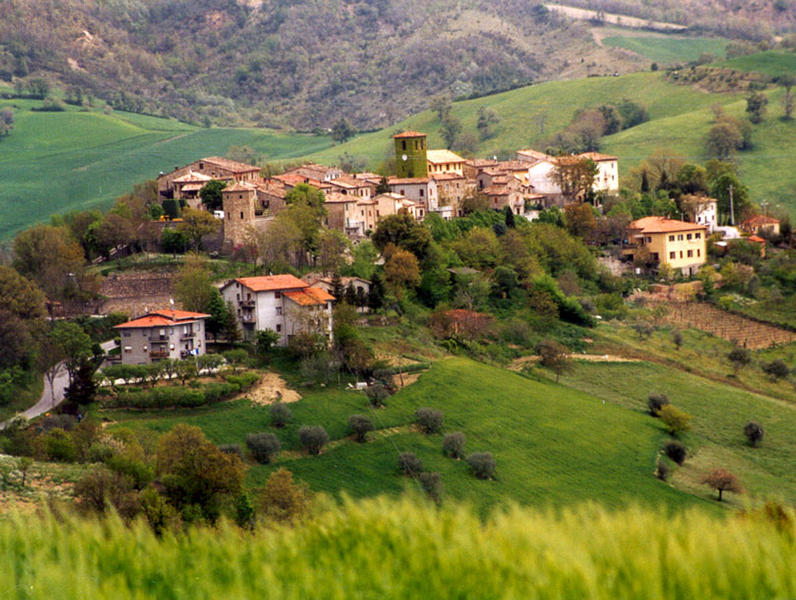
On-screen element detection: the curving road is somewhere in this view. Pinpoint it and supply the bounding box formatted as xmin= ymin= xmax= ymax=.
xmin=0 ymin=340 xmax=116 ymax=430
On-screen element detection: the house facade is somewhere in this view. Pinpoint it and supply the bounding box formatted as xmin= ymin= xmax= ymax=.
xmin=219 ymin=275 xmax=334 ymax=345
xmin=741 ymin=215 xmax=781 ymax=236
xmin=682 ymin=195 xmax=718 ymax=234
xmin=624 ymin=216 xmax=708 ymax=275
xmin=579 ymin=152 xmax=619 ymax=194
xmin=157 ymin=157 xmax=261 ymax=200
xmin=427 ymin=149 xmax=466 ymax=176
xmin=114 ymin=309 xmax=209 ymax=365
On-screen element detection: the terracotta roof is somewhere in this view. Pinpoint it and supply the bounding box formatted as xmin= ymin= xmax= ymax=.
xmin=388 ymin=177 xmax=430 ymax=185
xmin=201 ymin=156 xmax=260 ymax=173
xmin=465 ymin=159 xmax=499 ymax=167
xmin=578 ymin=152 xmax=617 ymax=162
xmin=173 ymin=170 xmax=212 ymax=183
xmin=517 ymin=149 xmax=553 ymax=161
xmin=331 ymin=175 xmax=370 ymax=189
xmin=233 ymin=275 xmax=309 ymax=292
xmin=179 ymin=184 xmax=203 ymax=192
xmin=743 ymin=215 xmax=780 ymax=226
xmin=393 ymin=130 xmax=427 ymax=139
xmin=431 ymin=173 xmax=465 ymax=181
xmin=629 ymin=216 xmax=708 ymax=234
xmin=114 ymin=309 xmax=210 ymax=329
xmin=482 ymin=185 xmax=512 ymax=196
xmin=427 ymin=149 xmax=466 ymax=164
xmin=224 ymin=182 xmax=256 ymax=193
xmin=325 ymin=192 xmax=358 ymax=204
xmin=748 ymin=235 xmax=766 ymax=243
xmin=283 ymin=287 xmax=335 ymax=306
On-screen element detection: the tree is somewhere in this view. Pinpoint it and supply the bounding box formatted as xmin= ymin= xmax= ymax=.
xmin=383 ymin=246 xmax=420 ymax=299
xmin=50 ymin=321 xmax=93 ymax=385
xmin=671 ymin=330 xmax=683 ymax=351
xmin=476 ymin=106 xmax=499 ymax=140
xmin=367 ymin=272 xmax=386 ymax=311
xmin=270 ymin=402 xmax=292 ymax=428
xmin=348 ymin=414 xmax=374 ymax=442
xmin=199 ymin=180 xmax=227 ymax=211
xmin=0 ymin=265 xmax=47 ymax=323
xmin=156 ymin=424 xmax=246 ymax=522
xmin=743 ymin=422 xmax=764 ymax=447
xmin=398 ymin=452 xmax=423 ymax=477
xmin=442 ymin=432 xmax=466 ymax=458
xmin=779 ymin=74 xmax=795 ymax=120
xmin=415 ymin=407 xmax=443 ymax=434
xmin=746 ymin=92 xmax=768 ymax=124
xmin=762 ymin=359 xmax=790 ymax=381
xmin=13 ymin=224 xmax=88 ymax=300
xmin=704 ymin=122 xmax=743 ymax=160
xmin=331 ymin=118 xmax=356 ymax=143
xmin=64 ymin=360 xmax=98 ymax=407
xmin=418 ymin=471 xmax=443 ymax=505
xmin=246 ymin=432 xmax=281 ymax=464
xmin=0 ymin=108 xmax=14 ymax=138
xmin=466 ymin=452 xmax=496 ymax=479
xmin=431 ymin=95 xmax=452 ymax=121
xmin=441 ymin=114 xmax=462 ymax=149
xmin=255 ymin=329 xmax=280 ymax=361
xmin=702 ymin=468 xmax=743 ymax=501
xmin=174 ymin=253 xmax=215 ymax=312
xmin=222 ymin=349 xmax=248 ymax=374
xmin=550 ymin=157 xmax=599 ymax=202
xmin=535 ymin=339 xmax=572 ymax=383
xmin=663 ymin=440 xmax=687 ymax=465
xmin=257 ymin=468 xmax=310 ymax=523
xmin=564 ymin=202 xmax=596 ymax=239
xmin=204 ymin=289 xmax=229 ymax=342
xmin=659 ymin=405 xmax=692 ymax=436
xmin=727 ymin=347 xmax=752 ymax=375
xmin=298 ymin=426 xmax=329 ymax=455
xmin=317 ymin=228 xmax=351 ymax=274
xmin=223 ymin=301 xmax=241 ymax=342
xmin=177 ymin=207 xmax=221 ymax=251
xmin=372 ymin=213 xmax=431 ymax=261
xmin=93 ymin=213 xmax=134 ymax=258
xmin=647 ymin=393 xmax=670 ymax=416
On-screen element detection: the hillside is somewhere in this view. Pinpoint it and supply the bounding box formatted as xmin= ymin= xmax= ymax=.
xmin=0 ymin=0 xmax=646 ymax=130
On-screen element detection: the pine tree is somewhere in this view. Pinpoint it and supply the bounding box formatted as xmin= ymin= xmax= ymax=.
xmin=331 ymin=273 xmax=344 ymax=301
xmin=205 ymin=289 xmax=228 ymax=342
xmin=64 ymin=360 xmax=98 ymax=407
xmin=368 ymin=273 xmax=386 ymax=311
xmin=503 ymin=205 xmax=516 ymax=228
xmin=345 ymin=282 xmax=357 ymax=305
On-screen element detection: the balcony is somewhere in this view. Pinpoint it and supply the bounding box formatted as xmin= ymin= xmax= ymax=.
xmin=180 ymin=332 xmax=195 ymax=341
xmin=150 ymin=350 xmax=169 ymax=359
xmin=242 ymin=313 xmax=256 ymax=323
xmin=149 ymin=335 xmax=169 ymax=343
xmin=239 ymin=299 xmax=255 ymax=308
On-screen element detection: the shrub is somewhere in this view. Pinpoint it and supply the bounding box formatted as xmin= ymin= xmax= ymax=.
xmin=298 ymin=426 xmax=329 ymax=455
xmin=348 ymin=415 xmax=374 ymax=443
xmin=659 ymin=405 xmax=692 ymax=436
xmin=246 ymin=432 xmax=281 ymax=464
xmin=743 ymin=422 xmax=764 ymax=447
xmin=655 ymin=459 xmax=670 ymax=481
xmin=647 ymin=393 xmax=670 ymax=416
xmin=219 ymin=444 xmax=243 ymax=458
xmin=44 ymin=429 xmax=77 ymax=462
xmin=398 ymin=452 xmax=423 ymax=477
xmin=762 ymin=359 xmax=790 ymax=381
xmin=257 ymin=468 xmax=310 ymax=524
xmin=270 ymin=403 xmax=292 ymax=428
xmin=365 ymin=382 xmax=390 ymax=407
xmin=418 ymin=471 xmax=443 ymax=504
xmin=442 ymin=432 xmax=466 ymax=458
xmin=415 ymin=407 xmax=444 ymax=434
xmin=727 ymin=347 xmax=751 ymax=374
xmin=467 ymin=452 xmax=496 ymax=479
xmin=224 ymin=372 xmax=259 ymax=389
xmin=664 ymin=441 xmax=687 ymax=465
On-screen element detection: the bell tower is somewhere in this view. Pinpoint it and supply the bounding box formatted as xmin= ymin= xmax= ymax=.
xmin=222 ymin=183 xmax=257 ymax=248
xmin=393 ymin=131 xmax=428 ymax=179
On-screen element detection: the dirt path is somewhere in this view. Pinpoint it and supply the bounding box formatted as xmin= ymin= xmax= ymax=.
xmin=545 ymin=4 xmax=686 ymax=31
xmin=246 ymin=372 xmax=301 ymax=405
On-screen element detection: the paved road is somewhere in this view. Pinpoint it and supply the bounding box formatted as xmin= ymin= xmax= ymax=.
xmin=0 ymin=340 xmax=117 ymax=430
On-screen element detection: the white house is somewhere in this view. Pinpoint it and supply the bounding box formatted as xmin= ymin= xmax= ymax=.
xmin=220 ymin=274 xmax=334 ymax=345
xmin=114 ymin=309 xmax=209 ymax=365
xmin=578 ymin=152 xmax=619 ymax=194
xmin=682 ymin=196 xmax=718 ymax=234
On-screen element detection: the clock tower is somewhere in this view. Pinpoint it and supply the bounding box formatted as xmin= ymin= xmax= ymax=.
xmin=393 ymin=131 xmax=428 ymax=178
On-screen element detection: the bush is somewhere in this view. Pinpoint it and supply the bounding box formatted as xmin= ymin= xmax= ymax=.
xmin=418 ymin=471 xmax=443 ymax=504
xmin=656 ymin=459 xmax=670 ymax=481
xmin=466 ymin=452 xmax=496 ymax=479
xmin=664 ymin=441 xmax=687 ymax=465
xmin=415 ymin=407 xmax=444 ymax=434
xmin=647 ymin=393 xmax=670 ymax=416
xmin=246 ymin=432 xmax=281 ymax=464
xmin=219 ymin=444 xmax=243 ymax=458
xmin=743 ymin=422 xmax=764 ymax=447
xmin=659 ymin=405 xmax=692 ymax=436
xmin=348 ymin=414 xmax=374 ymax=443
xmin=270 ymin=402 xmax=292 ymax=428
xmin=298 ymin=426 xmax=329 ymax=455
xmin=762 ymin=359 xmax=790 ymax=381
xmin=44 ymin=429 xmax=77 ymax=462
xmin=442 ymin=432 xmax=466 ymax=458
xmin=224 ymin=372 xmax=259 ymax=389
xmin=365 ymin=382 xmax=391 ymax=407
xmin=398 ymin=452 xmax=423 ymax=477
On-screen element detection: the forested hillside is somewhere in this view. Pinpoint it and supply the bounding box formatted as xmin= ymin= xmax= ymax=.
xmin=0 ymin=0 xmax=635 ymax=130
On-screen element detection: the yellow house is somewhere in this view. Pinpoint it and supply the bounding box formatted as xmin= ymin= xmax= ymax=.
xmin=427 ymin=149 xmax=466 ymax=176
xmin=624 ymin=216 xmax=708 ymax=275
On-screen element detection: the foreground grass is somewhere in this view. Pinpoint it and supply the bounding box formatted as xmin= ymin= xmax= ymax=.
xmin=106 ymin=358 xmax=708 ymax=513
xmin=1 ymin=498 xmax=794 ymax=599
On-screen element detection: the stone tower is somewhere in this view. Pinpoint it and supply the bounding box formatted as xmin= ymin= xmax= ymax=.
xmin=393 ymin=131 xmax=428 ymax=178
xmin=222 ymin=182 xmax=257 ymax=248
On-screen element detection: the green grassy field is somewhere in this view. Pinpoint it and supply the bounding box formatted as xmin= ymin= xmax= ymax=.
xmin=720 ymin=51 xmax=796 ymax=77
xmin=3 ymin=499 xmax=794 ymax=600
xmin=603 ymin=35 xmax=729 ymax=64
xmin=556 ymin=359 xmax=796 ymax=506
xmin=105 ymin=358 xmax=720 ymax=514
xmin=0 ymin=101 xmax=331 ymax=239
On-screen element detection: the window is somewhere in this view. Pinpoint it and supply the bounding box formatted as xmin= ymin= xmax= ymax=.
xmin=276 ymin=324 xmax=281 ymax=332
xmin=122 ymin=331 xmax=131 ymax=337
xmin=687 ymin=233 xmax=692 ymax=240
xmin=668 ymin=235 xmax=675 ymax=242
xmin=401 ymin=140 xmax=406 ymax=151
xmin=697 ymin=249 xmax=701 ymax=257
xmin=669 ymin=251 xmax=676 ymax=259
xmin=677 ymin=234 xmax=684 ymax=241
xmin=274 ymin=292 xmax=281 ymax=299
xmin=679 ymin=251 xmax=683 ymax=258
xmin=687 ymin=250 xmax=693 ymax=257
xmin=419 ymin=189 xmax=424 ymax=197
xmin=695 ymin=233 xmax=701 ymax=239
xmin=240 ymin=212 xmax=244 ymax=219
xmin=276 ymin=306 xmax=282 ymax=315
xmin=646 ymin=236 xmax=652 ymax=243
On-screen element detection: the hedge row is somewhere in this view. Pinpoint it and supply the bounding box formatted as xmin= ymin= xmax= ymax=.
xmin=99 ymin=373 xmax=259 ymax=409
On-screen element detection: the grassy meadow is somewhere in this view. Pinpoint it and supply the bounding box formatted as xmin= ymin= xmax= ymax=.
xmin=1 ymin=499 xmax=794 ymax=599
xmin=602 ymin=34 xmax=729 ymax=64
xmin=0 ymin=100 xmax=330 ymax=239
xmin=104 ymin=357 xmax=720 ymax=514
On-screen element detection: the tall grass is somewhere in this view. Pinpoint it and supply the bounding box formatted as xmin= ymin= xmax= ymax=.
xmin=1 ymin=498 xmax=794 ymax=599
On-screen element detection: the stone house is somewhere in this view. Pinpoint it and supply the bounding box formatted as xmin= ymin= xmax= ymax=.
xmin=114 ymin=309 xmax=209 ymax=365
xmin=158 ymin=157 xmax=261 ymax=201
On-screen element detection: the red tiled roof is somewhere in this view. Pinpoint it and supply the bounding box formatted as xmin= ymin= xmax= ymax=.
xmin=388 ymin=177 xmax=430 ymax=185
xmin=629 ymin=216 xmax=708 ymax=234
xmin=743 ymin=215 xmax=780 ymax=226
xmin=578 ymin=152 xmax=618 ymax=162
xmin=201 ymin=156 xmax=260 ymax=173
xmin=748 ymin=235 xmax=766 ymax=243
xmin=392 ymin=130 xmax=427 ymax=139
xmin=114 ymin=309 xmax=210 ymax=329
xmin=234 ymin=275 xmax=309 ymax=292
xmin=283 ymin=287 xmax=335 ymax=306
